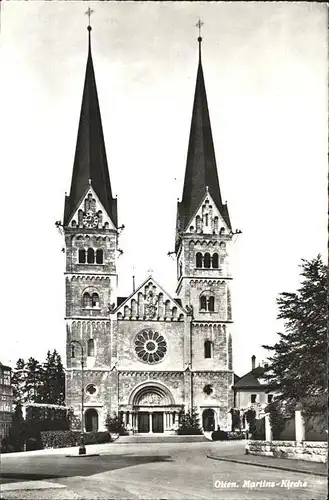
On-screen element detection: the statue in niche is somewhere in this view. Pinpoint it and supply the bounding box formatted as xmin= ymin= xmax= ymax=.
xmin=144 ymin=289 xmax=158 ymax=319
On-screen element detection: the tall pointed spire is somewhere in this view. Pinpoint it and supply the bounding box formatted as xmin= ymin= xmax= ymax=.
xmin=178 ymin=33 xmax=231 ymax=231
xmin=64 ymin=24 xmax=117 ymax=226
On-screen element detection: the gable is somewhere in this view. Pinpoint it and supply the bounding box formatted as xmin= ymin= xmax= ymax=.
xmin=67 ymin=186 xmax=116 ymax=230
xmin=185 ymin=191 xmax=230 ymax=236
xmin=115 ymin=277 xmax=186 ymax=322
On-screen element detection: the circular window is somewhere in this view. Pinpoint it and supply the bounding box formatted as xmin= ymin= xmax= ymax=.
xmin=134 ymin=329 xmax=167 ymax=364
xmin=203 ymin=384 xmax=213 ymax=395
xmin=85 ymin=384 xmax=97 ymax=395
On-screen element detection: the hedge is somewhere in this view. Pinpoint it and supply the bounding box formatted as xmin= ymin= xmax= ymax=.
xmin=41 ymin=430 xmax=112 ymax=449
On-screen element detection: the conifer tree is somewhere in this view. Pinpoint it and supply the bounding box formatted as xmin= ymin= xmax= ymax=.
xmin=263 ymin=255 xmax=327 ymax=421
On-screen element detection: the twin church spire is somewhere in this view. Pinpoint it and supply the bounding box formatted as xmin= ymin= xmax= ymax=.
xmin=64 ymin=25 xmax=229 ymax=235
xmin=64 ymin=25 xmax=117 ymax=227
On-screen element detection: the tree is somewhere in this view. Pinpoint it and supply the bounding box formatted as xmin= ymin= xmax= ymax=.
xmin=263 ymin=255 xmax=327 ymax=422
xmin=177 ymin=407 xmax=202 ymax=435
xmin=11 ymin=351 xmax=65 ymax=405
xmin=24 ymin=358 xmax=44 ymax=403
xmin=40 ymin=350 xmax=65 ymax=405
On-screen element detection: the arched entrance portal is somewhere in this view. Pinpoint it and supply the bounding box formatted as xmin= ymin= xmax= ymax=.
xmin=126 ymin=382 xmax=178 ymax=434
xmin=85 ymin=408 xmax=98 ymax=432
xmin=203 ymin=408 xmax=215 ymax=431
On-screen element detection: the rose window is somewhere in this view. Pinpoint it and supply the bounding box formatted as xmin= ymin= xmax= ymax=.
xmin=134 ymin=329 xmax=167 ymax=364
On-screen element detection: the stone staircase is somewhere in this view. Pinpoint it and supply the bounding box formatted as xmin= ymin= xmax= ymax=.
xmin=114 ymin=434 xmax=209 ymax=444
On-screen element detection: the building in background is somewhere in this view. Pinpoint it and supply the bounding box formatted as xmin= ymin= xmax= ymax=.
xmin=64 ymin=26 xmax=235 ymax=434
xmin=233 ymin=355 xmax=273 ymax=424
xmin=0 ymin=362 xmax=13 ymax=438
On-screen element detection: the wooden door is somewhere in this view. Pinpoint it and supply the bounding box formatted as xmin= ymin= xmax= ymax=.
xmin=152 ymin=412 xmax=164 ymax=433
xmin=138 ymin=412 xmax=149 ymax=433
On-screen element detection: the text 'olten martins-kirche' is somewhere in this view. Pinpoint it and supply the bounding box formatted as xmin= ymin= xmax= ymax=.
xmin=63 ymin=25 xmax=237 ymax=435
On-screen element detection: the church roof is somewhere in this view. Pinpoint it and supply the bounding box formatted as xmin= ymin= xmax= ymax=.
xmin=64 ymin=27 xmax=117 ymax=226
xmin=178 ymin=38 xmax=231 ymax=231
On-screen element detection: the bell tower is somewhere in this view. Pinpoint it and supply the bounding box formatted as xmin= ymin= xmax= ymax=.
xmin=63 ymin=25 xmax=118 ymax=411
xmin=175 ymin=34 xmax=234 ymax=423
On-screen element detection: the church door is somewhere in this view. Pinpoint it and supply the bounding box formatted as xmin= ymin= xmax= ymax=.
xmin=202 ymin=409 xmax=215 ymax=431
xmin=85 ymin=409 xmax=98 ymax=432
xmin=152 ymin=412 xmax=164 ymax=433
xmin=138 ymin=412 xmax=150 ymax=433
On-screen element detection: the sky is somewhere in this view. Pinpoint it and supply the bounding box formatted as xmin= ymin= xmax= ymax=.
xmin=0 ymin=1 xmax=327 ymax=377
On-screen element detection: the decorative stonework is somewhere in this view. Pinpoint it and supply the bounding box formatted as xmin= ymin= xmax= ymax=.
xmin=139 ymin=393 xmax=163 ymax=405
xmin=116 ymin=279 xmax=185 ymax=322
xmin=134 ymin=329 xmax=167 ymax=364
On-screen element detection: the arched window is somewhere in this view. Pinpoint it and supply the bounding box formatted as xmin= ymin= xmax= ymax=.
xmin=196 ymin=252 xmax=203 ymax=268
xmin=87 ymin=339 xmax=95 ymax=357
xmin=204 ymin=253 xmax=211 ymax=268
xmin=91 ymin=293 xmax=99 ymax=308
xmin=213 ymin=217 xmax=219 ymax=233
xmin=200 ymin=291 xmax=215 ymax=312
xmin=204 ymin=340 xmax=213 ymax=359
xmin=212 ymin=253 xmax=219 ymax=268
xmin=220 ymin=227 xmax=225 ymax=235
xmin=200 ymin=295 xmax=207 ymax=311
xmin=83 ymin=292 xmax=92 ymax=308
xmin=96 ymin=249 xmax=103 ymax=264
xmin=196 ymin=215 xmax=202 ymax=232
xmin=71 ymin=345 xmax=75 ymax=358
xmin=78 ymin=249 xmax=86 ymax=263
xmin=87 ymin=248 xmax=95 ymax=264
xmin=208 ymin=296 xmax=215 ymax=312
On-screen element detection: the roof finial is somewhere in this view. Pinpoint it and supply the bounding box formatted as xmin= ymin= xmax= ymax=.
xmin=196 ymin=18 xmax=204 ymax=60
xmin=85 ymin=7 xmax=94 ymax=51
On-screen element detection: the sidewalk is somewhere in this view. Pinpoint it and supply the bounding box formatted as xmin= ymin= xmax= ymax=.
xmin=207 ymin=449 xmax=327 ymax=477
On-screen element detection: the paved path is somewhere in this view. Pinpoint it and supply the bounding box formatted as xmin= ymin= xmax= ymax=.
xmin=1 ymin=441 xmax=327 ymax=499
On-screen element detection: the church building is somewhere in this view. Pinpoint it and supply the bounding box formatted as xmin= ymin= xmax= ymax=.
xmin=64 ymin=26 xmax=235 ymax=434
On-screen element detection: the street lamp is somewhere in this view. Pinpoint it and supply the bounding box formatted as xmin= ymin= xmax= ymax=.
xmin=71 ymin=340 xmax=86 ymax=455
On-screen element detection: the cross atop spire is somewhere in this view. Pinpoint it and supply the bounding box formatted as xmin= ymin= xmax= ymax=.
xmin=177 ymin=31 xmax=231 ymax=233
xmin=196 ymin=18 xmax=204 ymax=38
xmin=85 ymin=7 xmax=94 ymax=27
xmin=196 ymin=19 xmax=204 ymax=60
xmin=63 ymin=20 xmax=117 ymax=227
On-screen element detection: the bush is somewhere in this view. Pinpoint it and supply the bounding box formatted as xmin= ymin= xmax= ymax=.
xmin=83 ymin=431 xmax=112 ymax=445
xmin=211 ymin=429 xmax=228 ymax=441
xmin=105 ymin=413 xmax=128 ymax=435
xmin=227 ymin=431 xmax=246 ymax=440
xmin=41 ymin=430 xmax=78 ymax=449
xmin=26 ymin=437 xmax=38 ymax=451
xmin=41 ymin=430 xmax=112 ymax=449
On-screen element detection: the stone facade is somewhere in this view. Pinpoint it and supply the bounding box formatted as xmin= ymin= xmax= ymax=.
xmin=246 ymin=440 xmax=328 ymax=463
xmin=63 ymin=34 xmax=235 ymax=435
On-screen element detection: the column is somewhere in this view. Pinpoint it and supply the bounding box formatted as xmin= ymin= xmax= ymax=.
xmin=265 ymin=413 xmax=272 ymax=442
xmin=295 ymin=409 xmax=305 ymax=443
xmin=149 ymin=412 xmax=153 ymax=433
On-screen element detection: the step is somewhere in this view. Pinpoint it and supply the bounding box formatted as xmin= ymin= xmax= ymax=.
xmin=115 ymin=434 xmax=208 ymax=444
